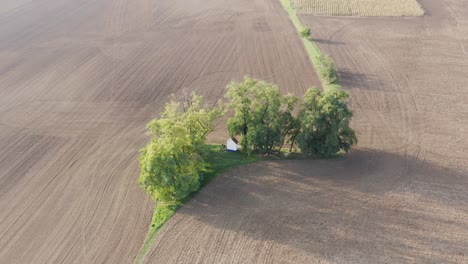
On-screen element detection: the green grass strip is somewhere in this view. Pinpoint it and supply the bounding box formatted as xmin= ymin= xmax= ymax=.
xmin=134 ymin=203 xmax=178 ymax=264
xmin=279 ymin=0 xmax=341 ymax=91
xmin=134 ymin=145 xmax=257 ymax=263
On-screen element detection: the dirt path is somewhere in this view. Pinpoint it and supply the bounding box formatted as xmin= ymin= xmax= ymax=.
xmin=0 ymin=0 xmax=319 ymax=263
xmin=144 ymin=0 xmax=468 ymax=263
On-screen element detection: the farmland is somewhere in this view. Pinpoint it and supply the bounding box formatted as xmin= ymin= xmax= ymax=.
xmin=1 ymin=0 xmax=467 ymax=263
xmin=144 ymin=0 xmax=468 ymax=262
xmin=0 ymin=0 xmax=318 ymax=263
xmin=291 ymin=0 xmax=424 ymax=17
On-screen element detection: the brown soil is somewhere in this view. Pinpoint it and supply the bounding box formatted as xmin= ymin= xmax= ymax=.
xmin=144 ymin=0 xmax=468 ymax=263
xmin=0 ymin=0 xmax=318 ymax=263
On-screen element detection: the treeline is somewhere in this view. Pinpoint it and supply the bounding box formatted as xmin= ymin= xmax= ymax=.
xmin=138 ymin=77 xmax=356 ymax=204
xmin=227 ymin=77 xmax=356 ymax=157
xmin=300 ymin=27 xmax=340 ymax=90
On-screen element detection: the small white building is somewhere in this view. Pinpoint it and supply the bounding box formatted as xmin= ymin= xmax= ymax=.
xmin=226 ymin=137 xmax=239 ymax=152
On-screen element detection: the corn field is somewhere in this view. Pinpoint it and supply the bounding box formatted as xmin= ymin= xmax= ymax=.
xmin=290 ymin=0 xmax=424 ymax=17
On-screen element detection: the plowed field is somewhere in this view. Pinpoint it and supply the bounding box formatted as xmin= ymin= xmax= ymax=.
xmin=0 ymin=0 xmax=318 ymax=263
xmin=144 ymin=0 xmax=468 ymax=263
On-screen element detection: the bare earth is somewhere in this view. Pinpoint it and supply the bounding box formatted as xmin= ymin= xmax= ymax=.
xmin=144 ymin=0 xmax=468 ymax=263
xmin=0 ymin=0 xmax=318 ymax=263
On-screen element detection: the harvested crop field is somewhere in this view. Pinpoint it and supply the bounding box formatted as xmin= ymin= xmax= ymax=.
xmin=144 ymin=0 xmax=468 ymax=263
xmin=291 ymin=0 xmax=425 ymax=17
xmin=0 ymin=0 xmax=319 ymax=263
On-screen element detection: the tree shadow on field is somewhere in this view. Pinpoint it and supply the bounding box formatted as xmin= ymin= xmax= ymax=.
xmin=338 ymin=69 xmax=384 ymax=90
xmin=167 ymin=149 xmax=468 ymax=263
xmin=313 ymin=38 xmax=345 ymax=45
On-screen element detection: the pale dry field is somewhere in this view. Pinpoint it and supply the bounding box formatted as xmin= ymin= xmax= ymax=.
xmin=291 ymin=0 xmax=424 ymax=17
xmin=0 ymin=0 xmax=318 ymax=263
xmin=144 ymin=0 xmax=468 ymax=263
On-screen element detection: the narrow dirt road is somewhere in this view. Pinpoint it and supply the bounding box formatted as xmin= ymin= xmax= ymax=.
xmin=144 ymin=0 xmax=468 ymax=263
xmin=0 ymin=0 xmax=318 ymax=263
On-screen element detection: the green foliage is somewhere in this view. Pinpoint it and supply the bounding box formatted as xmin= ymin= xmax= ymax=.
xmin=194 ymin=144 xmax=259 ymax=195
xmin=134 ymin=203 xmax=178 ymax=264
xmin=226 ymin=77 xmax=298 ymax=154
xmin=296 ymin=87 xmax=357 ymax=158
xmin=135 ymin=81 xmax=357 ymax=262
xmin=151 ymin=203 xmax=179 ymax=231
xmin=150 ymin=93 xmax=225 ymax=153
xmin=279 ymin=0 xmax=342 ymax=90
xmin=316 ymin=54 xmax=339 ymax=86
xmin=135 ymin=74 xmax=357 ymax=263
xmin=300 ymin=27 xmax=311 ymax=38
xmin=139 ymin=141 xmax=203 ymax=202
xmin=135 ymin=145 xmax=256 ymax=264
xmin=277 ymin=94 xmax=300 ymax=151
xmin=280 ymin=0 xmax=357 ymax=157
xmin=138 ymin=93 xmax=225 ymax=202
xmin=225 ymin=78 xmax=356 ymax=157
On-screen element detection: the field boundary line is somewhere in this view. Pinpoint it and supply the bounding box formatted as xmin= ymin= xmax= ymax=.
xmin=278 ymin=0 xmax=340 ymax=91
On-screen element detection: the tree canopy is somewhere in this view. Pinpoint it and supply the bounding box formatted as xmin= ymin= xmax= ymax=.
xmin=296 ymin=87 xmax=357 ymax=158
xmin=225 ymin=77 xmax=356 ymax=157
xmin=300 ymin=27 xmax=311 ymax=39
xmin=139 ymin=79 xmax=357 ymax=202
xmin=226 ymin=77 xmax=297 ymax=154
xmin=138 ymin=93 xmax=224 ymax=202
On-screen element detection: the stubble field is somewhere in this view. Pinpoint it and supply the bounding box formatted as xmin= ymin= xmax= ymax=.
xmin=291 ymin=0 xmax=424 ymax=17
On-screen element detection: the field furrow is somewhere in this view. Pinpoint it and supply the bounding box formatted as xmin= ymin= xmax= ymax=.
xmin=0 ymin=0 xmax=319 ymax=263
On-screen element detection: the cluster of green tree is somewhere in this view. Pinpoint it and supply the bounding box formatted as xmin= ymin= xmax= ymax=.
xmin=226 ymin=78 xmax=297 ymax=155
xmin=138 ymin=94 xmax=225 ymax=202
xmin=295 ymin=86 xmax=357 ymax=157
xmin=139 ymin=77 xmax=356 ymax=204
xmin=226 ymin=77 xmax=356 ymax=157
xmin=316 ymin=54 xmax=339 ymax=87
